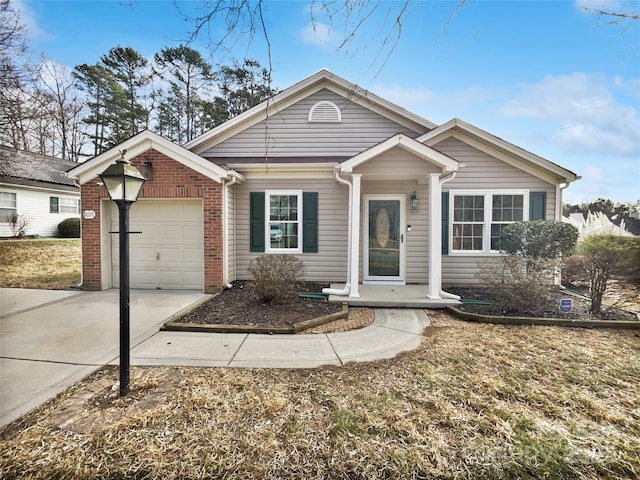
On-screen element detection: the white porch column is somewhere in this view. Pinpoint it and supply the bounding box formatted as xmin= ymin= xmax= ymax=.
xmin=427 ymin=173 xmax=442 ymax=299
xmin=349 ymin=174 xmax=362 ymax=297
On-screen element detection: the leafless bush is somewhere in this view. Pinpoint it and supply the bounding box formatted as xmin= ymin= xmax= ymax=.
xmin=248 ymin=254 xmax=306 ymax=304
xmin=8 ymin=213 xmax=30 ymax=237
xmin=477 ymin=256 xmax=553 ymax=313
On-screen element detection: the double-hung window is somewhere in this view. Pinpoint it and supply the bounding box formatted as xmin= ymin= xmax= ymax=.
xmin=0 ymin=192 xmax=17 ymax=222
xmin=450 ymin=191 xmax=528 ymax=254
xmin=50 ymin=196 xmax=80 ymax=214
xmin=266 ymin=190 xmax=302 ymax=253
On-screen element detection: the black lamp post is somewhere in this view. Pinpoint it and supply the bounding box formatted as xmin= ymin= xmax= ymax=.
xmin=99 ymin=150 xmax=146 ymax=396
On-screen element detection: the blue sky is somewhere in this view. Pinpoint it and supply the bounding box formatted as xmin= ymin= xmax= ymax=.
xmin=18 ymin=0 xmax=640 ymax=204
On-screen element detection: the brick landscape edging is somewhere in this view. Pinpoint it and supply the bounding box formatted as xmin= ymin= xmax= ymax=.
xmin=447 ymin=306 xmax=640 ymax=329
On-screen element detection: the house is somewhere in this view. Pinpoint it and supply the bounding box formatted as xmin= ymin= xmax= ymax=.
xmin=0 ymin=146 xmax=81 ymax=237
xmin=67 ymin=70 xmax=579 ymax=305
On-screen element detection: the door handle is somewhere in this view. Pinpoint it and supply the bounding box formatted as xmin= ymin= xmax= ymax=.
xmin=400 ymin=234 xmax=404 ymax=243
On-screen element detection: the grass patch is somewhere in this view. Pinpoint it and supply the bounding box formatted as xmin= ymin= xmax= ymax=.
xmin=0 ymin=239 xmax=80 ymax=289
xmin=1 ymin=325 xmax=638 ymax=479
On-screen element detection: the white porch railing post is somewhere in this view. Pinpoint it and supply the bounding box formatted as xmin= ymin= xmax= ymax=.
xmin=349 ymin=174 xmax=362 ymax=297
xmin=428 ymin=173 xmax=442 ymax=299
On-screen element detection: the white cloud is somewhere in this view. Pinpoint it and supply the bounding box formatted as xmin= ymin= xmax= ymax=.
xmin=13 ymin=0 xmax=53 ymax=42
xmin=501 ymin=73 xmax=640 ymax=156
xmin=300 ymin=22 xmax=340 ymax=50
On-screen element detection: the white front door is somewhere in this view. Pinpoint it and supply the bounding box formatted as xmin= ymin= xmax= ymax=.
xmin=363 ymin=195 xmax=406 ymax=284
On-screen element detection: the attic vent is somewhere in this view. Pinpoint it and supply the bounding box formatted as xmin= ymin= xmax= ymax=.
xmin=308 ymin=101 xmax=341 ymax=123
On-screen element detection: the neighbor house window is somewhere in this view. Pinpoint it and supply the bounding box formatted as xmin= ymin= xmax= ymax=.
xmin=266 ymin=190 xmax=302 ymax=252
xmin=50 ymin=196 xmax=80 ymax=214
xmin=0 ymin=192 xmax=17 ymax=222
xmin=450 ymin=191 xmax=528 ymax=253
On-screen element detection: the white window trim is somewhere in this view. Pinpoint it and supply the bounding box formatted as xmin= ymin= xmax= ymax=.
xmin=0 ymin=191 xmax=17 ymax=223
xmin=265 ymin=189 xmax=303 ymax=254
xmin=449 ymin=190 xmax=529 ymax=255
xmin=59 ymin=197 xmax=80 ymax=214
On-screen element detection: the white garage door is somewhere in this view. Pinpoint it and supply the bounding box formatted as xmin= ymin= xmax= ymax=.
xmin=111 ymin=200 xmax=204 ymax=290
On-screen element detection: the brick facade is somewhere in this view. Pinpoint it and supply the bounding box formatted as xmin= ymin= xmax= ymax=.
xmin=80 ymin=149 xmax=224 ymax=293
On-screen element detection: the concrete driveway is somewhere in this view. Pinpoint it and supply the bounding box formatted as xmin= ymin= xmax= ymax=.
xmin=0 ymin=288 xmax=208 ymax=428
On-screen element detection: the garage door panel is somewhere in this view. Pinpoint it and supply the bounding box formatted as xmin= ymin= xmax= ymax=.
xmin=111 ymin=200 xmax=204 ymax=290
xmin=183 ymin=248 xmax=202 ymax=263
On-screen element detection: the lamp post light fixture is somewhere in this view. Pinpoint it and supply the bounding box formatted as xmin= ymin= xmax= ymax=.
xmin=99 ymin=150 xmax=147 ymax=396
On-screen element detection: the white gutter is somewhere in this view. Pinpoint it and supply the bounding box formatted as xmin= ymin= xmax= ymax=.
xmin=322 ymin=167 xmax=352 ymax=296
xmin=439 ymin=172 xmax=461 ymax=300
xmin=222 ymin=175 xmax=238 ymax=288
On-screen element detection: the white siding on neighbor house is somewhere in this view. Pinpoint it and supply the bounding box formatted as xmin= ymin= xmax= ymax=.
xmin=0 ymin=185 xmax=80 ymax=237
xmin=434 ymin=137 xmax=558 ymax=285
xmin=234 ymin=177 xmax=349 ymax=283
xmin=202 ymin=90 xmax=422 ymax=159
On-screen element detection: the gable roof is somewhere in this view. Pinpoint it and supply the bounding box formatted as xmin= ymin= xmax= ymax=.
xmin=67 ymin=130 xmax=244 ymax=185
xmin=185 ymin=69 xmax=438 ymax=154
xmin=0 ymin=146 xmax=79 ymax=192
xmin=418 ymin=118 xmax=580 ymax=184
xmin=340 ymin=133 xmax=459 ymax=174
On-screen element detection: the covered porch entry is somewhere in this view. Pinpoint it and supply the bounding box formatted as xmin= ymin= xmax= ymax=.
xmin=322 ymin=134 xmax=461 ymax=305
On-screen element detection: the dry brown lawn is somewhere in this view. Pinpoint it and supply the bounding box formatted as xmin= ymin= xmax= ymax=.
xmin=0 ymin=239 xmax=80 ymax=289
xmin=1 ymin=323 xmax=638 ymax=479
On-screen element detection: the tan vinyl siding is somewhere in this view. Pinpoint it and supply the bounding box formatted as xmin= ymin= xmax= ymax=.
xmin=235 ymin=177 xmax=349 ymax=283
xmin=203 ymin=90 xmax=420 ymax=159
xmin=436 ymin=137 xmax=557 ymax=284
xmin=354 ymin=147 xmax=442 ymax=177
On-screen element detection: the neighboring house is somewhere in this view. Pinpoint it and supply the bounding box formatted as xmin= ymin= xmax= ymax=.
xmin=0 ymin=146 xmax=81 ymax=238
xmin=67 ymin=70 xmax=579 ymax=302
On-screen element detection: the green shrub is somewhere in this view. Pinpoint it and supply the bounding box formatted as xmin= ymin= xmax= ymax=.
xmin=580 ymin=234 xmax=635 ymax=314
xmin=562 ymin=255 xmax=588 ymax=285
xmin=248 ymin=254 xmax=306 ymax=304
xmin=58 ymin=217 xmax=81 ymax=238
xmin=477 ymin=221 xmax=580 ymax=312
xmin=499 ymin=220 xmax=579 ymax=259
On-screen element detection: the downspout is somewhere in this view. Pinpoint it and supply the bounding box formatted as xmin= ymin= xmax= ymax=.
xmin=554 ymin=181 xmax=570 ymax=286
xmin=222 ymin=175 xmax=238 ymax=289
xmin=322 ymin=167 xmax=352 ymax=296
xmin=439 ymin=171 xmax=461 ymax=300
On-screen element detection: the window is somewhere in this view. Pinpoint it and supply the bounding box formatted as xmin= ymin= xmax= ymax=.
xmin=490 ymin=194 xmax=524 ymax=250
xmin=250 ymin=191 xmax=318 ymax=254
xmin=50 ymin=196 xmax=80 ymax=214
xmin=450 ymin=191 xmax=528 ymax=253
xmin=266 ymin=190 xmax=302 ymax=252
xmin=0 ymin=192 xmax=17 ymax=222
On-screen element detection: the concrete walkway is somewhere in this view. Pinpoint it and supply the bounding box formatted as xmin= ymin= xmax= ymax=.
xmin=129 ymin=308 xmax=429 ymax=368
xmin=0 ymin=288 xmax=431 ymax=429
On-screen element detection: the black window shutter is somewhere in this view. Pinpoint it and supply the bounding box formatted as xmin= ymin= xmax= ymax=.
xmin=50 ymin=197 xmax=59 ymax=213
xmin=250 ymin=192 xmax=265 ymax=252
xmin=302 ymin=192 xmax=318 ymax=253
xmin=529 ymin=192 xmax=546 ymax=220
xmin=441 ymin=191 xmax=449 ymax=254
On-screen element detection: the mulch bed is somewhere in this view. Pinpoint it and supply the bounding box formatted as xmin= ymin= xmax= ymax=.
xmin=179 ymin=281 xmax=343 ymax=328
xmin=178 ymin=280 xmax=639 ymax=328
xmin=448 ymin=286 xmax=638 ymax=321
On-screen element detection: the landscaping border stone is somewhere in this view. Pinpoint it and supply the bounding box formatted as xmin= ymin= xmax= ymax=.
xmin=447 ymin=306 xmax=640 ymax=329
